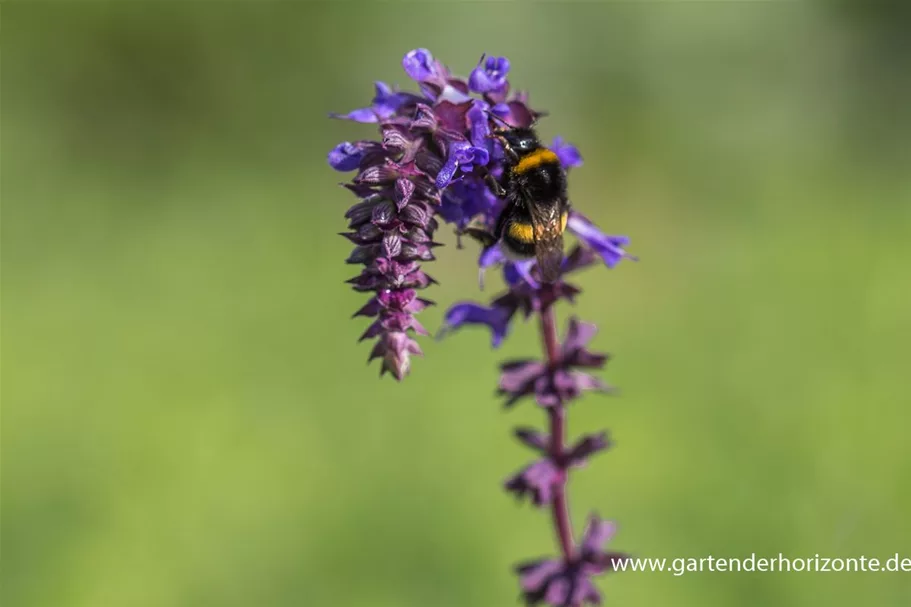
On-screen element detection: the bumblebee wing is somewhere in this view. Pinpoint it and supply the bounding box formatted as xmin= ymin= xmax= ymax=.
xmin=534 ymin=232 xmax=564 ymax=283
xmin=529 ymin=201 xmax=566 ymax=283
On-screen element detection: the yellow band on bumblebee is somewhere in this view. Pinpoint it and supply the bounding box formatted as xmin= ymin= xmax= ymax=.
xmin=507 ymin=221 xmax=535 ymax=244
xmin=514 ymin=148 xmax=560 ymax=174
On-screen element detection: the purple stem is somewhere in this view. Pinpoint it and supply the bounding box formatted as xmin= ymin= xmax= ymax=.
xmin=539 ymin=302 xmax=576 ymax=561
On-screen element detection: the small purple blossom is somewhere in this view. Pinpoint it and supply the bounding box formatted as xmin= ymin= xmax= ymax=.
xmin=439 ymin=302 xmax=514 ymax=347
xmin=331 ymin=82 xmax=419 ymax=124
xmin=439 ymin=179 xmax=498 ymax=231
xmin=517 ymin=515 xmax=630 ymax=607
xmin=328 ymin=141 xmax=382 ymax=171
xmin=402 ymin=48 xmax=437 ymax=82
xmin=467 ymin=99 xmax=492 ymax=148
xmin=328 ymin=142 xmax=365 ymax=171
xmin=498 ymin=318 xmax=612 ymax=408
xmin=506 ymin=458 xmax=564 ymax=506
xmin=506 ymin=430 xmax=610 ymax=507
xmin=492 ymin=99 xmax=538 ymax=128
xmin=552 ymin=137 xmax=583 ymax=169
xmin=469 ymin=54 xmax=511 ymax=94
xmin=445 ymin=246 xmax=598 ymax=348
xmin=479 ymin=242 xmax=507 ymax=269
xmin=567 ymin=214 xmax=637 ymax=269
xmin=435 ymin=140 xmax=491 ymax=189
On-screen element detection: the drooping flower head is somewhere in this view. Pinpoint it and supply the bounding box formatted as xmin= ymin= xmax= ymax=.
xmin=330 ymin=49 xmax=635 ymax=376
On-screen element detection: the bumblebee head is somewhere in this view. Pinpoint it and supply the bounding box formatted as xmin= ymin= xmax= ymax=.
xmin=490 ymin=127 xmax=540 ymax=162
xmin=499 ymin=128 xmax=539 ymax=153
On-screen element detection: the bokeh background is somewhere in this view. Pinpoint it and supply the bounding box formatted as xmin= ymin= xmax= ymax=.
xmin=4 ymin=2 xmax=910 ymax=606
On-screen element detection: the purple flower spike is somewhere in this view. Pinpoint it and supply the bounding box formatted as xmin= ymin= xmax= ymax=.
xmin=332 ymin=49 xmax=634 ymax=603
xmin=402 ymin=48 xmax=437 ymax=82
xmin=469 ymin=54 xmax=511 ymax=93
xmin=567 ymin=213 xmax=637 ymax=269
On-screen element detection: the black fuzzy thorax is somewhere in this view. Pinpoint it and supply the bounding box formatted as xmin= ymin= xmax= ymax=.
xmin=506 ymin=159 xmax=567 ymax=205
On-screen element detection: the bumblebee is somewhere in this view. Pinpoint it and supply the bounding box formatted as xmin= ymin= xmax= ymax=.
xmin=477 ymin=123 xmax=570 ymax=283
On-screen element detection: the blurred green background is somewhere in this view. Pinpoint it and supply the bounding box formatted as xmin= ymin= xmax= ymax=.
xmin=3 ymin=2 xmax=910 ymax=606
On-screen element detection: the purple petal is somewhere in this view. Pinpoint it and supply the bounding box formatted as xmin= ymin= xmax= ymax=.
xmin=454 ymin=143 xmax=490 ymax=170
xmin=468 ymin=54 xmax=511 ymax=93
xmin=467 ymin=99 xmax=491 ymax=149
xmin=581 ymin=515 xmax=617 ymax=557
xmin=441 ymin=302 xmax=513 ymax=347
xmin=330 ymin=81 xmax=417 ymax=124
xmin=497 ymin=99 xmax=536 ymax=128
xmin=562 ymin=317 xmax=598 ymax=355
xmin=516 ymin=559 xmax=563 ymax=593
xmin=499 ymin=359 xmax=546 ymax=390
xmin=371 ymin=81 xmax=403 ymax=117
xmin=566 ymin=432 xmax=611 ymax=465
xmin=402 ymin=48 xmax=436 ymax=82
xmin=561 ymin=245 xmax=598 ymax=274
xmin=330 ymin=107 xmax=380 ymax=123
xmin=439 ymin=178 xmax=498 ymax=229
xmin=514 ymin=427 xmax=549 ymax=453
xmin=490 ymin=102 xmax=514 ymax=123
xmin=499 ymin=359 xmax=548 ymax=407
xmin=566 ymin=575 xmax=602 ymax=607
xmin=434 ymin=143 xmax=464 ymax=189
xmin=328 ymin=141 xmax=366 ymax=171
xmin=479 ymin=243 xmax=506 ymax=269
xmin=435 ymin=141 xmax=490 ymax=190
xmin=510 ymin=259 xmax=540 ymax=289
xmin=567 ymin=212 xmax=637 ymax=268
xmin=552 ymin=136 xmax=583 ymax=168
xmin=504 ymin=458 xmax=565 ymax=506
xmin=570 ymin=371 xmax=611 ymax=394
xmin=544 ymin=576 xmax=573 ymax=607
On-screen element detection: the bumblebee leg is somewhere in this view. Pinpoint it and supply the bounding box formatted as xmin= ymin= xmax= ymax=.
xmin=459 ymin=216 xmax=497 ymax=249
xmin=484 ymin=172 xmax=506 ymax=197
